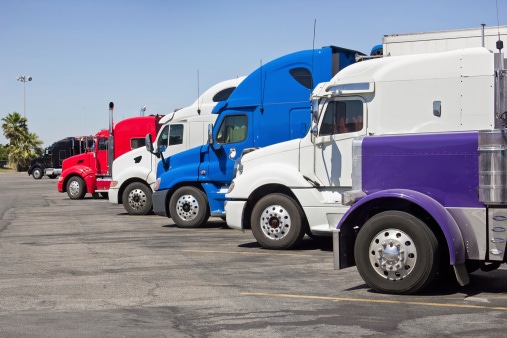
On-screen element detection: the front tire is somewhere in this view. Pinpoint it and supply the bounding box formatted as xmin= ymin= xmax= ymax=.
xmin=250 ymin=193 xmax=306 ymax=250
xmin=66 ymin=176 xmax=86 ymax=200
xmin=32 ymin=167 xmax=43 ymax=179
xmin=169 ymin=186 xmax=209 ymax=228
xmin=354 ymin=211 xmax=440 ymax=295
xmin=122 ymin=182 xmax=153 ymax=215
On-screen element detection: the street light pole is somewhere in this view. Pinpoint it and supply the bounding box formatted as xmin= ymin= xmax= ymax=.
xmin=16 ymin=75 xmax=32 ymax=118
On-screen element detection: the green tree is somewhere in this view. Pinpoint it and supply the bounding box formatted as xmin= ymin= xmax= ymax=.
xmin=1 ymin=112 xmax=43 ymax=171
xmin=0 ymin=144 xmax=8 ymax=160
xmin=0 ymin=144 xmax=8 ymax=169
xmin=2 ymin=112 xmax=27 ymax=140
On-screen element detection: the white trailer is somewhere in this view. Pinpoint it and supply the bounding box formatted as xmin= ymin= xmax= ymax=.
xmin=382 ymin=25 xmax=506 ymax=64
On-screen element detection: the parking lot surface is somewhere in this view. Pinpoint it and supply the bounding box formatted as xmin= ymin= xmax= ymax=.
xmin=1 ymin=172 xmax=506 ymax=337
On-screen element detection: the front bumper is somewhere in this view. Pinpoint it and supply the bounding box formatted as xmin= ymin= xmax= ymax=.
xmin=153 ymin=189 xmax=170 ymax=217
xmin=57 ymin=177 xmax=64 ymax=192
xmin=224 ymin=200 xmax=247 ymax=230
xmin=108 ymin=186 xmax=119 ymax=204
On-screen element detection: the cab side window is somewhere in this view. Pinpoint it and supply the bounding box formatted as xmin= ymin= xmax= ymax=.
xmin=130 ymin=138 xmax=146 ymax=149
xmin=319 ymin=100 xmax=363 ymax=136
xmin=168 ymin=124 xmax=183 ymax=145
xmin=216 ymin=115 xmax=248 ymax=144
xmin=98 ymin=138 xmax=108 ymax=150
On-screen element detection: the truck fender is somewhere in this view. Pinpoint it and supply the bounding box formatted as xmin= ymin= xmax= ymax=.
xmin=338 ymin=189 xmax=465 ymax=266
xmin=60 ymin=166 xmax=96 ymax=192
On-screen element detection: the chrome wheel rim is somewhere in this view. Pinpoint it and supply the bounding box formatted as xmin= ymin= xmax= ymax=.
xmin=368 ymin=228 xmax=417 ymax=281
xmin=68 ymin=180 xmax=81 ymax=197
xmin=128 ymin=188 xmax=147 ymax=210
xmin=258 ymin=204 xmax=291 ymax=241
xmin=175 ymin=194 xmax=200 ymax=221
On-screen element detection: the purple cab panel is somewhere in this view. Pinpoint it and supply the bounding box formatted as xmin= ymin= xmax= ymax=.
xmin=361 ymin=132 xmax=482 ymax=208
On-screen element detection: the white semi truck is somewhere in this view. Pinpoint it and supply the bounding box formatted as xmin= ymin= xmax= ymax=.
xmin=225 ymin=46 xmax=507 ymax=293
xmin=109 ymin=77 xmax=244 ymax=215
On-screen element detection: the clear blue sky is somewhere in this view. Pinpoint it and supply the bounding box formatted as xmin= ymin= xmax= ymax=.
xmin=1 ymin=0 xmax=506 ymax=147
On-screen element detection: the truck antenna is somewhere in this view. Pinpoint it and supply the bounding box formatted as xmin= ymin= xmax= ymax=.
xmin=311 ymin=19 xmax=316 ymax=89
xmin=496 ymin=0 xmax=504 ymax=51
xmin=260 ymin=60 xmax=264 ymax=113
xmin=197 ymin=69 xmax=201 ymax=115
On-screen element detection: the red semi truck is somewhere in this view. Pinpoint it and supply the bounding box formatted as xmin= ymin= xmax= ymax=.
xmin=57 ymin=102 xmax=163 ymax=199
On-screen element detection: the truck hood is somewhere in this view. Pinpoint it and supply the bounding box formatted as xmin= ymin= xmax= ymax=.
xmin=62 ymin=153 xmax=91 ymax=171
xmin=241 ymin=138 xmax=302 ymax=164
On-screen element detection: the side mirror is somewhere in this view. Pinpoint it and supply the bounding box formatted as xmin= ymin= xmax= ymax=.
xmin=207 ymin=123 xmax=214 ymax=146
xmin=310 ymin=99 xmax=319 ymax=123
xmin=311 ymin=125 xmax=318 ymax=137
xmin=145 ymin=134 xmax=154 ymax=153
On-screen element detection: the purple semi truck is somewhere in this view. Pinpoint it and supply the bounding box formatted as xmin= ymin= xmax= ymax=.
xmin=334 ymin=131 xmax=507 ymax=294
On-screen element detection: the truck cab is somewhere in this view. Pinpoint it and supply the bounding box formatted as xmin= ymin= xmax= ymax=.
xmin=150 ymin=46 xmax=364 ymax=228
xmin=109 ymin=77 xmax=244 ymax=215
xmin=28 ymin=136 xmax=88 ymax=179
xmin=57 ymin=108 xmax=163 ymax=199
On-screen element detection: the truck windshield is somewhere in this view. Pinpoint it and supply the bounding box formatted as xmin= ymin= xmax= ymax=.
xmin=319 ymin=100 xmax=363 ymax=136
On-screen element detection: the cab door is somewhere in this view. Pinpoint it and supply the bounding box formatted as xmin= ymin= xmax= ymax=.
xmin=303 ymin=98 xmax=366 ymax=188
xmin=205 ymin=113 xmax=249 ymax=183
xmin=95 ymin=137 xmax=109 ymax=175
xmin=160 ymin=123 xmax=188 ymax=158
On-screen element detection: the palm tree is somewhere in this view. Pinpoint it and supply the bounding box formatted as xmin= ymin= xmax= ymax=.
xmin=8 ymin=132 xmax=43 ymax=170
xmin=2 ymin=112 xmax=43 ymax=171
xmin=0 ymin=144 xmax=8 ymax=169
xmin=2 ymin=112 xmax=28 ymax=142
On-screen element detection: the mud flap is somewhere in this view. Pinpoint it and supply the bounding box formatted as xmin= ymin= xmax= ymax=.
xmin=453 ymin=263 xmax=470 ymax=286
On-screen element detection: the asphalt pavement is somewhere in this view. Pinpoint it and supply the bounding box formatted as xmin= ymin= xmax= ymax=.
xmin=1 ymin=172 xmax=506 ymax=337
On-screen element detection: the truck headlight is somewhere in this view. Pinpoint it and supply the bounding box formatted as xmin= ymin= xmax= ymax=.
xmin=233 ymin=161 xmax=243 ymax=178
xmin=227 ymin=181 xmax=235 ymax=193
xmin=342 ymin=190 xmax=366 ymax=206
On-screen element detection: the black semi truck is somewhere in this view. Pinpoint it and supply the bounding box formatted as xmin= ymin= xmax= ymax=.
xmin=28 ymin=136 xmax=90 ymax=179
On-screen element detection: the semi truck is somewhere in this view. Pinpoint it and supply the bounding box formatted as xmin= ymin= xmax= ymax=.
xmin=225 ymin=46 xmax=506 ymax=293
xmin=148 ymin=46 xmax=364 ymax=228
xmin=108 ymin=77 xmax=244 ymax=215
xmin=57 ymin=103 xmax=163 ymax=199
xmin=28 ymin=136 xmax=89 ymax=179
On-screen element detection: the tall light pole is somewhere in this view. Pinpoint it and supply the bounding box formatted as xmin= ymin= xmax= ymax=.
xmin=16 ymin=75 xmax=32 ymax=118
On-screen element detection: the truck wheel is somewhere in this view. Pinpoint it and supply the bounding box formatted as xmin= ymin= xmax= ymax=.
xmin=66 ymin=176 xmax=86 ymax=200
xmin=354 ymin=211 xmax=440 ymax=295
xmin=32 ymin=167 xmax=43 ymax=179
xmin=122 ymin=182 xmax=153 ymax=215
xmin=47 ymin=174 xmax=57 ymax=179
xmin=250 ymin=193 xmax=306 ymax=250
xmin=169 ymin=186 xmax=209 ymax=228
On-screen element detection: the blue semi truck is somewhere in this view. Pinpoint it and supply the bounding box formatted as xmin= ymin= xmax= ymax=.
xmin=146 ymin=46 xmax=364 ymax=228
